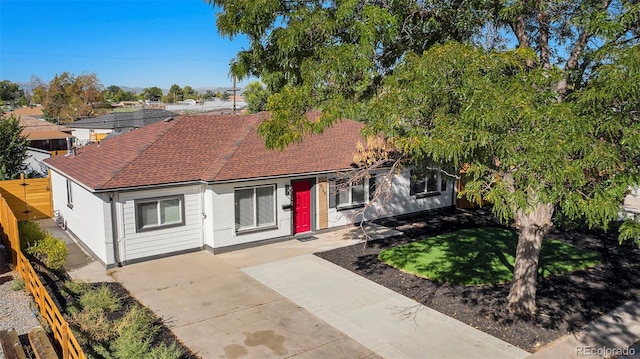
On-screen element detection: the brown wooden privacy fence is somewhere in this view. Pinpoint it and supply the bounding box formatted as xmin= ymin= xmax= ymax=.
xmin=0 ymin=172 xmax=53 ymax=221
xmin=0 ymin=193 xmax=86 ymax=359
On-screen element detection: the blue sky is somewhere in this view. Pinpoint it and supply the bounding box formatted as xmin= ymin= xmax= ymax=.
xmin=0 ymin=0 xmax=251 ymax=90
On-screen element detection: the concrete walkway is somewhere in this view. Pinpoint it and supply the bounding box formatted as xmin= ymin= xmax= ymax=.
xmin=529 ymin=300 xmax=640 ymax=359
xmin=243 ymin=254 xmax=529 ymax=359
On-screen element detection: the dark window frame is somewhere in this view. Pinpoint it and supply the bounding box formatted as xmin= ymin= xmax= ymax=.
xmin=135 ymin=195 xmax=185 ymax=233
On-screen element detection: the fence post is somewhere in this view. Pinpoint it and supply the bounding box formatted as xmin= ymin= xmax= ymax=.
xmin=62 ymin=322 xmax=69 ymax=359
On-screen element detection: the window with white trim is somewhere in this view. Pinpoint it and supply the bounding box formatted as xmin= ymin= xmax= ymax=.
xmin=66 ymin=179 xmax=73 ymax=208
xmin=235 ymin=185 xmax=276 ymax=231
xmin=329 ymin=178 xmax=367 ymax=209
xmin=136 ymin=195 xmax=184 ymax=232
xmin=410 ymin=169 xmax=442 ymax=196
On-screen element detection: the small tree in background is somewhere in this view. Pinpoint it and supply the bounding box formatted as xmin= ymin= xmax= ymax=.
xmin=0 ymin=114 xmax=30 ymax=180
xmin=243 ymin=81 xmax=270 ymax=113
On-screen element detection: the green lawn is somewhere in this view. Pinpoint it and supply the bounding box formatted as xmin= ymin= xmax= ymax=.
xmin=378 ymin=227 xmax=601 ymax=285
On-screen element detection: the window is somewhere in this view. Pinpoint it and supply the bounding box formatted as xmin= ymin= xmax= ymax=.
xmin=369 ymin=175 xmax=377 ymax=201
xmin=410 ymin=169 xmax=443 ymax=196
xmin=136 ymin=196 xmax=184 ymax=232
xmin=329 ymin=179 xmax=367 ymax=209
xmin=235 ymin=185 xmax=276 ymax=231
xmin=66 ymin=179 xmax=73 ymax=208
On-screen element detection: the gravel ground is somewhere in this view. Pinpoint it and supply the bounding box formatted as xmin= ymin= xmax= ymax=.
xmin=0 ymin=273 xmax=41 ymax=335
xmin=0 ymin=249 xmax=42 ymax=358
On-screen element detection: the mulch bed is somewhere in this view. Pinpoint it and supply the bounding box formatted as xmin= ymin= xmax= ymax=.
xmin=315 ymin=208 xmax=640 ymax=353
xmin=30 ymin=260 xmax=198 ymax=359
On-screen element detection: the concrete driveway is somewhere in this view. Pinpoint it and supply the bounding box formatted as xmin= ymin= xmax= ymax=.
xmin=110 ymin=250 xmax=379 ymax=358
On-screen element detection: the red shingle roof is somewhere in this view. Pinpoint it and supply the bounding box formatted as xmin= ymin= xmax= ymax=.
xmin=44 ymin=112 xmax=365 ymax=190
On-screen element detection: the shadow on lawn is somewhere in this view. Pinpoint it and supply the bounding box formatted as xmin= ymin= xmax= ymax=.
xmin=317 ymin=209 xmax=640 ymax=351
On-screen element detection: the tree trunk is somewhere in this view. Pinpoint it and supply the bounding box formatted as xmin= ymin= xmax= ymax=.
xmin=507 ymin=202 xmax=554 ymax=317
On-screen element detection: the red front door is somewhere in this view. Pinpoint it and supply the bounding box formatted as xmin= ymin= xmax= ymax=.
xmin=292 ymin=180 xmax=311 ymax=234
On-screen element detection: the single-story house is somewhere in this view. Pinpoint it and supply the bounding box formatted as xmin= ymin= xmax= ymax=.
xmin=44 ymin=112 xmax=455 ymax=267
xmin=67 ymin=109 xmax=177 ymax=145
xmin=19 ymin=116 xmax=74 ymax=153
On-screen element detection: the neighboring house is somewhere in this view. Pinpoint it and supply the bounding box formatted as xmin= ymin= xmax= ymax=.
xmin=44 ymin=112 xmax=455 ymax=268
xmin=18 ymin=115 xmax=73 ymax=151
xmin=15 ymin=116 xmax=75 ymax=176
xmin=67 ymin=109 xmax=177 ymax=145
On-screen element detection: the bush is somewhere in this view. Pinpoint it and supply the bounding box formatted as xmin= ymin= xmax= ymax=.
xmin=78 ymin=285 xmax=121 ymax=313
xmin=18 ymin=220 xmax=68 ymax=270
xmin=66 ymin=284 xmax=184 ymax=359
xmin=69 ymin=284 xmax=122 ymax=343
xmin=18 ymin=221 xmax=47 ymax=250
xmin=26 ymin=234 xmax=68 ymax=270
xmin=11 ymin=277 xmax=25 ymax=291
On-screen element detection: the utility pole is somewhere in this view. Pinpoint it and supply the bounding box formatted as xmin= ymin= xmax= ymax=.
xmin=233 ymin=76 xmax=237 ymax=115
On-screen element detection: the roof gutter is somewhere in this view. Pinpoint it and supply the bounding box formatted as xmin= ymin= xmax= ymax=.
xmin=207 ymin=168 xmax=362 ymax=185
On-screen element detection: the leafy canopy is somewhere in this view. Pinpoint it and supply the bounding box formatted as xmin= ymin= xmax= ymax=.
xmin=209 ymin=0 xmax=640 ymax=230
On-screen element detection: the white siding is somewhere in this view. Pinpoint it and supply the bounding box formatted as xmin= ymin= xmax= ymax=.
xmin=210 ymin=178 xmax=294 ymax=248
xmin=50 ymin=171 xmax=112 ymax=265
xmin=117 ymin=185 xmax=203 ymax=262
xmin=326 ymin=169 xmax=454 ymax=227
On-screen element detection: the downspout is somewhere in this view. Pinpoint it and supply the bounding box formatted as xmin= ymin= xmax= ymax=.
xmin=110 ymin=192 xmax=122 ymax=267
xmin=201 ymin=184 xmax=206 ymax=250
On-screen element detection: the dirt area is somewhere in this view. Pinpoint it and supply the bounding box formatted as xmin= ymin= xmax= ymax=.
xmin=316 ymin=209 xmax=640 ymax=353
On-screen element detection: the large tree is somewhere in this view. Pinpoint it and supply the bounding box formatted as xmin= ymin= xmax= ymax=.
xmin=208 ymin=0 xmax=640 ymax=317
xmin=0 ymin=114 xmax=30 ymax=180
xmin=103 ymin=85 xmax=137 ymax=102
xmin=140 ymin=87 xmax=164 ymax=102
xmin=32 ymin=72 xmax=104 ymax=123
xmin=0 ymin=80 xmax=24 ymax=107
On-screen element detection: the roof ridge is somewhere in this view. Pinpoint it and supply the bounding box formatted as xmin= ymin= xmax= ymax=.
xmin=98 ymin=119 xmax=179 ymax=189
xmin=200 ymin=113 xmax=264 ymax=181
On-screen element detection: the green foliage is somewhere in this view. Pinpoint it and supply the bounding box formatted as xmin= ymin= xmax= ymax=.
xmin=65 ymin=283 xmax=183 ymax=359
xmin=163 ymin=84 xmax=184 ymax=103
xmin=31 ymin=72 xmax=104 ymax=123
xmin=69 ymin=284 xmax=122 ymax=343
xmin=379 ymin=228 xmax=601 ymax=285
xmin=63 ymin=280 xmax=90 ymax=296
xmin=111 ymin=305 xmax=184 ymax=359
xmin=140 ymin=87 xmax=163 ymax=102
xmin=18 ymin=220 xmax=68 ymax=270
xmin=18 ymin=221 xmax=47 ymax=249
xmin=201 ymin=90 xmax=216 ymax=100
xmin=0 ymin=80 xmax=24 ymax=107
xmin=103 ymin=85 xmax=137 ymax=103
xmin=26 ymin=235 xmax=68 ymax=270
xmin=243 ymin=81 xmax=270 ymax=113
xmin=11 ymin=277 xmax=25 ymax=291
xmin=0 ymin=114 xmax=30 ymax=180
xmin=78 ymin=285 xmax=121 ymax=313
xmin=619 ymin=219 xmax=640 ymax=247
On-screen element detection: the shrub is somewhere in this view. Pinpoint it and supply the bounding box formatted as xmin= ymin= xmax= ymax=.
xmin=63 ymin=280 xmax=90 ymax=297
xmin=112 ymin=306 xmax=159 ymax=359
xmin=11 ymin=277 xmax=25 ymax=291
xmin=70 ymin=309 xmax=114 ymax=343
xmin=18 ymin=220 xmax=68 ymax=270
xmin=18 ymin=221 xmax=46 ymax=250
xmin=26 ymin=234 xmax=68 ymax=270
xmin=78 ymin=285 xmax=121 ymax=313
xmin=69 ymin=285 xmax=122 ymax=343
